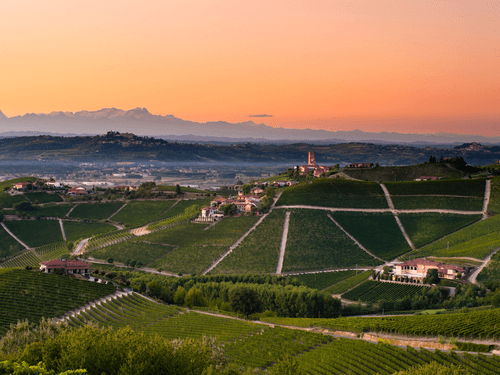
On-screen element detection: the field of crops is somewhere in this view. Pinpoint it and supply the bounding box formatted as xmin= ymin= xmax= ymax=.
xmin=4 ymin=220 xmax=63 ymax=247
xmin=0 ymin=251 xmax=41 ymax=268
xmin=342 ymin=281 xmax=429 ymax=303
xmin=287 ymin=270 xmax=357 ymax=290
xmin=64 ymin=221 xmax=116 ymax=241
xmin=333 ymin=212 xmax=411 ymax=260
xmin=156 ymin=198 xmax=212 ymax=221
xmin=92 ymin=241 xmax=175 ymax=266
xmin=69 ymin=202 xmax=125 ymax=221
xmin=487 ymin=177 xmax=500 ymax=215
xmin=276 ymin=179 xmax=389 ymax=209
xmin=35 ymin=241 xmax=72 ymax=261
xmin=31 ymin=204 xmax=73 ymax=218
xmin=0 ymin=192 xmax=28 ymax=208
xmin=110 ymin=200 xmax=175 ymax=228
xmin=25 ymin=192 xmax=63 ymax=203
xmin=283 ymin=210 xmax=382 ymax=272
xmin=398 ymin=213 xmax=482 ymax=248
xmin=385 ymin=179 xmax=486 ymax=197
xmin=262 ymin=308 xmax=500 ymax=340
xmin=477 ymin=250 xmax=500 ymax=287
xmin=0 ymin=225 xmax=23 ymax=259
xmin=342 ymin=163 xmax=463 ymax=182
xmin=0 ymin=268 xmax=115 ymax=335
xmin=149 ymin=216 xmax=260 ymax=274
xmin=391 ymin=196 xmax=484 ymax=211
xmin=325 ymin=270 xmax=372 ymax=294
xmin=85 ymin=229 xmax=135 ymax=251
xmin=212 ymin=210 xmax=286 ymax=274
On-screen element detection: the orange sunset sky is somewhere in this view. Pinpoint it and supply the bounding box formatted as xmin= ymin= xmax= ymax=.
xmin=1 ymin=0 xmax=499 ymax=135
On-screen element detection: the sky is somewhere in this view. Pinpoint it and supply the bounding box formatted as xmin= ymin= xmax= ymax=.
xmin=1 ymin=0 xmax=499 ymax=135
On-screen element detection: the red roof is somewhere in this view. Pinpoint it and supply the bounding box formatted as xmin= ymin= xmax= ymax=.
xmin=40 ymin=259 xmax=90 ymax=270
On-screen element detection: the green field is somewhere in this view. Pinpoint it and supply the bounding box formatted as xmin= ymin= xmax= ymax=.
xmin=69 ymin=202 xmax=125 ymax=221
xmin=404 ymin=214 xmax=500 ymax=259
xmin=92 ymin=241 xmax=176 ymax=266
xmin=156 ymin=184 xmax=209 ymax=193
xmin=333 ymin=212 xmax=411 ymax=260
xmin=0 ymin=250 xmax=41 ymax=268
xmin=276 ymin=179 xmax=389 ymax=209
xmin=325 ymin=270 xmax=373 ymax=294
xmin=0 ymin=268 xmax=115 ymax=335
xmin=4 ymin=220 xmax=63 ymax=247
xmin=385 ymin=179 xmax=486 ymax=196
xmin=488 ymin=177 xmax=500 ymax=215
xmin=287 ymin=270 xmax=357 ymax=290
xmin=212 ymin=210 xmax=286 ymax=274
xmin=110 ymin=200 xmax=175 ymax=227
xmin=0 ymin=225 xmax=22 ymax=259
xmin=155 ymin=198 xmax=212 ymax=221
xmin=64 ymin=221 xmax=116 ymax=241
xmin=0 ymin=177 xmax=36 ymax=191
xmin=35 ymin=241 xmax=73 ymax=261
xmin=391 ymin=195 xmax=484 ymax=211
xmin=31 ymin=203 xmax=73 ymax=218
xmin=283 ymin=210 xmax=382 ymax=272
xmin=0 ymin=192 xmax=28 ymax=208
xmin=477 ymin=250 xmax=500 ymax=287
xmin=25 ymin=192 xmax=63 ymax=203
xmin=342 ymin=280 xmax=429 ymax=303
xmin=399 ymin=213 xmax=482 ymax=248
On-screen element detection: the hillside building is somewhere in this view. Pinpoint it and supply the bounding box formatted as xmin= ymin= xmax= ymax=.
xmin=39 ymin=259 xmax=91 ymax=277
xmin=393 ymin=258 xmax=464 ymax=282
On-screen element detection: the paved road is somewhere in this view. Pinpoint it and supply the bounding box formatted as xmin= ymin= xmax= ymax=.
xmin=276 ymin=212 xmax=291 ymax=275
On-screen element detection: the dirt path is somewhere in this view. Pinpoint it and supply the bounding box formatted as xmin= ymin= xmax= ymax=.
xmin=380 ymin=184 xmax=395 ymax=210
xmin=327 ymin=214 xmax=384 ymax=262
xmin=109 ymin=222 xmax=124 ymax=230
xmin=107 ymin=203 xmax=127 ymax=220
xmin=482 ymin=179 xmax=491 ymax=219
xmin=131 ymin=225 xmax=151 ymax=236
xmin=72 ymin=238 xmax=90 ymax=255
xmin=59 ymin=219 xmax=67 ymax=241
xmin=65 ymin=205 xmax=76 ymax=217
xmin=276 ymin=212 xmax=291 ymax=275
xmin=1 ymin=222 xmax=30 ymax=249
xmin=393 ymin=215 xmax=416 ymax=251
xmin=469 ymin=247 xmax=499 ymax=284
xmin=275 ymin=205 xmax=482 ymax=215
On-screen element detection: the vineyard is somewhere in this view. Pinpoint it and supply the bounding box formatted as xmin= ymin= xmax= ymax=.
xmin=0 ymin=251 xmax=41 ymax=268
xmin=487 ymin=177 xmax=500 ymax=215
xmin=110 ymin=200 xmax=175 ymax=228
xmin=92 ymin=241 xmax=176 ymax=266
xmin=398 ymin=213 xmax=481 ymax=249
xmin=25 ymin=192 xmax=63 ymax=203
xmin=4 ymin=220 xmax=63 ymax=247
xmin=68 ymin=202 xmax=125 ymax=221
xmin=283 ymin=210 xmax=382 ymax=272
xmin=477 ymin=250 xmax=500 ymax=286
xmin=35 ymin=241 xmax=73 ymax=261
xmin=0 ymin=192 xmax=28 ymax=208
xmin=155 ymin=198 xmax=212 ymax=221
xmin=342 ymin=281 xmax=429 ymax=303
xmin=31 ymin=204 xmax=73 ymax=218
xmin=262 ymin=308 xmax=500 ymax=339
xmin=325 ymin=270 xmax=372 ymax=294
xmin=332 ymin=212 xmax=411 ymax=260
xmin=212 ymin=210 xmax=286 ymax=274
xmin=146 ymin=213 xmax=191 ymax=231
xmin=391 ymin=195 xmax=484 ymax=211
xmin=85 ymin=229 xmax=135 ymax=252
xmin=276 ymin=179 xmax=389 ymax=209
xmin=287 ymin=270 xmax=357 ymax=290
xmin=0 ymin=268 xmax=115 ymax=336
xmin=384 ymin=179 xmax=486 ymax=197
xmin=63 ymin=221 xmax=116 ymax=242
xmin=0 ymin=225 xmax=23 ymax=259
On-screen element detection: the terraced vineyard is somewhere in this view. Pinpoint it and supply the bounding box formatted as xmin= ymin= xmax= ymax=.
xmin=283 ymin=210 xmax=382 ymax=272
xmin=342 ymin=281 xmax=429 ymax=303
xmin=391 ymin=195 xmax=484 ymax=211
xmin=155 ymin=198 xmax=212 ymax=221
xmin=212 ymin=210 xmax=286 ymax=274
xmin=0 ymin=251 xmax=41 ymax=268
xmin=147 ymin=213 xmax=191 ymax=231
xmin=398 ymin=213 xmax=481 ymax=248
xmin=4 ymin=220 xmax=63 ymax=247
xmin=263 ymin=308 xmax=500 ymax=339
xmin=0 ymin=268 xmax=115 ymax=335
xmin=333 ymin=212 xmax=411 ymax=260
xmin=0 ymin=225 xmax=23 ymax=259
xmin=287 ymin=270 xmax=357 ymax=290
xmin=325 ymin=270 xmax=372 ymax=294
xmin=64 ymin=221 xmax=116 ymax=241
xmin=69 ymin=202 xmax=125 ymax=221
xmin=477 ymin=250 xmax=500 ymax=286
xmin=86 ymin=229 xmax=135 ymax=251
xmin=110 ymin=200 xmax=175 ymax=228
xmin=385 ymin=179 xmax=486 ymax=196
xmin=487 ymin=176 xmax=500 ymax=215
xmin=35 ymin=241 xmax=74 ymax=261
xmin=276 ymin=179 xmax=389 ymax=209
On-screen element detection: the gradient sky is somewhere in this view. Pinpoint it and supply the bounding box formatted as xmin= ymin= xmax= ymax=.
xmin=1 ymin=0 xmax=499 ymax=135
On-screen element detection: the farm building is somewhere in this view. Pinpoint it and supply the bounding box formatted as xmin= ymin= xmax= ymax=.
xmin=68 ymin=186 xmax=88 ymax=195
xmin=39 ymin=259 xmax=91 ymax=277
xmin=393 ymin=258 xmax=464 ymax=282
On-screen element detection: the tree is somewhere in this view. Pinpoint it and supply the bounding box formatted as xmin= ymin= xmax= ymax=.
xmin=175 ymin=184 xmax=181 ymax=195
xmin=229 ymin=287 xmax=263 ymax=317
xmin=424 ymin=268 xmax=440 ymax=285
xmin=264 ymin=186 xmax=275 ymax=198
xmin=106 ymin=257 xmax=114 ymax=264
xmin=184 ymin=287 xmax=208 ymax=308
xmin=242 ymin=184 xmax=251 ymax=195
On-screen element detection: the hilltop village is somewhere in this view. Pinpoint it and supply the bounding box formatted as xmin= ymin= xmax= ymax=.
xmin=1 ymin=153 xmax=500 ymax=374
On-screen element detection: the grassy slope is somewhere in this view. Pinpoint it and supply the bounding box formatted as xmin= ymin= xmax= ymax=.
xmin=111 ymin=200 xmax=175 ymax=227
xmin=69 ymin=202 xmax=125 ymax=220
xmin=276 ymin=179 xmax=389 ymax=209
xmin=64 ymin=222 xmax=116 ymax=242
xmin=0 ymin=225 xmax=23 ymax=259
xmin=4 ymin=220 xmax=63 ymax=247
xmin=333 ymin=212 xmax=411 ymax=260
xmin=343 ymin=163 xmax=463 ymax=182
xmin=399 ymin=213 xmax=482 ymax=248
xmin=283 ymin=209 xmax=381 ymax=272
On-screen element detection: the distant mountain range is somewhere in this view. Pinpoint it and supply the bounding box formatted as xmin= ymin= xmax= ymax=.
xmin=1 ymin=107 xmax=499 ymax=146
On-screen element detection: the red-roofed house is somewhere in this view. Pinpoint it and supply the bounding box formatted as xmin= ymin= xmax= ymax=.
xmin=394 ymin=258 xmax=464 ymax=281
xmin=13 ymin=182 xmax=30 ymax=190
xmin=68 ymin=186 xmax=88 ymax=195
xmin=40 ymin=259 xmax=91 ymax=276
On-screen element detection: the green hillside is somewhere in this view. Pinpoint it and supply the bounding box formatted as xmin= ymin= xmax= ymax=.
xmin=0 ymin=268 xmax=115 ymax=335
xmin=0 ymin=177 xmax=37 ymax=191
xmin=276 ymin=179 xmax=389 ymax=209
xmin=25 ymin=191 xmax=63 ymax=203
xmin=64 ymin=221 xmax=116 ymax=241
xmin=488 ymin=176 xmax=500 ymax=215
xmin=0 ymin=226 xmax=22 ymax=259
xmin=343 ymin=163 xmax=464 ymax=182
xmin=69 ymin=202 xmax=124 ymax=221
xmin=4 ymin=220 xmax=63 ymax=248
xmin=110 ymin=200 xmax=175 ymax=227
xmin=385 ymin=179 xmax=486 ymax=196
xmin=342 ymin=280 xmax=429 ymax=303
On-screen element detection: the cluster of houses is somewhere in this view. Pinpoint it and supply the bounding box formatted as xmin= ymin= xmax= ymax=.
xmin=295 ymin=151 xmax=336 ymax=177
xmin=201 ymin=191 xmax=263 ymax=219
xmin=392 ymin=258 xmax=465 ymax=283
